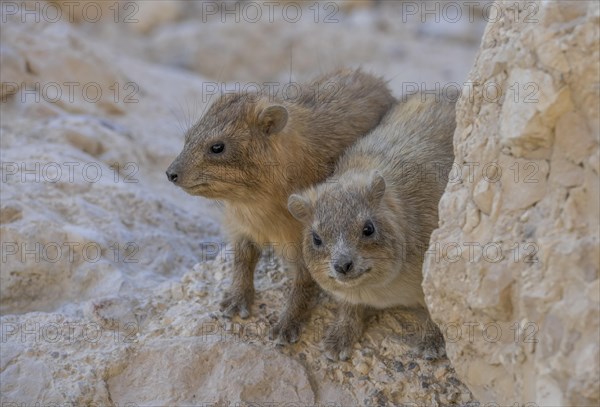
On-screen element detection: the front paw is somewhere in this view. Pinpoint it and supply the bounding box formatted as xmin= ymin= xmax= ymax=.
xmin=323 ymin=323 xmax=360 ymax=361
xmin=219 ymin=287 xmax=254 ymax=319
xmin=269 ymin=316 xmax=302 ymax=345
xmin=418 ymin=332 xmax=447 ymax=361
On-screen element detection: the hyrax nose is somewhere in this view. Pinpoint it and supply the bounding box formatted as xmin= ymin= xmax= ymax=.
xmin=166 ymin=169 xmax=178 ymax=183
xmin=334 ymin=258 xmax=354 ymax=275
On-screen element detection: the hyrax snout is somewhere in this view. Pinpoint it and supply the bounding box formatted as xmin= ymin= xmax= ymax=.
xmin=166 ymin=97 xmax=290 ymax=201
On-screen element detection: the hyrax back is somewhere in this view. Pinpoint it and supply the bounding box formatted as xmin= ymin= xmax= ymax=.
xmin=288 ymin=93 xmax=456 ymax=358
xmin=167 ymin=69 xmax=396 ymax=342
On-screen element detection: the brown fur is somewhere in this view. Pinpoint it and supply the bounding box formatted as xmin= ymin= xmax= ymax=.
xmin=288 ymin=93 xmax=456 ymax=359
xmin=167 ymin=69 xmax=396 ymax=343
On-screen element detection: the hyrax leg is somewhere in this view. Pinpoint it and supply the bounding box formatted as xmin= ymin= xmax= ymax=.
xmin=271 ymin=260 xmax=317 ymax=344
xmin=219 ymin=236 xmax=261 ymax=319
xmin=395 ymin=307 xmax=447 ymax=360
xmin=418 ymin=315 xmax=447 ymax=361
xmin=324 ymin=302 xmax=366 ymax=361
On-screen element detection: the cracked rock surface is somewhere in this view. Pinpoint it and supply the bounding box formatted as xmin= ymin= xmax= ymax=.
xmin=423 ymin=1 xmax=599 ymax=405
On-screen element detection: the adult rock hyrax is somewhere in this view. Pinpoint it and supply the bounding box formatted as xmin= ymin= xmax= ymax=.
xmin=288 ymin=92 xmax=456 ymax=359
xmin=166 ymin=69 xmax=395 ymax=343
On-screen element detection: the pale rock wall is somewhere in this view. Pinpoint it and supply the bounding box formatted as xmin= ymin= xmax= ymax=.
xmin=423 ymin=1 xmax=600 ymax=405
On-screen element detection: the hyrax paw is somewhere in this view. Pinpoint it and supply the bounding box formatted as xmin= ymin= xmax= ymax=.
xmin=418 ymin=341 xmax=446 ymax=361
xmin=323 ymin=324 xmax=359 ymax=361
xmin=219 ymin=289 xmax=254 ymax=319
xmin=269 ymin=318 xmax=302 ymax=345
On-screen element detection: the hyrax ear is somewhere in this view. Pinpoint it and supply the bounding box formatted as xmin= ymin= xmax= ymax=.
xmin=368 ymin=171 xmax=386 ymax=205
xmin=257 ymin=105 xmax=288 ymax=136
xmin=288 ymin=193 xmax=313 ymax=224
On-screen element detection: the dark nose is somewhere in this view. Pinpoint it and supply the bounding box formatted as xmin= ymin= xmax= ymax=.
xmin=166 ymin=170 xmax=178 ymax=183
xmin=334 ymin=258 xmax=353 ymax=275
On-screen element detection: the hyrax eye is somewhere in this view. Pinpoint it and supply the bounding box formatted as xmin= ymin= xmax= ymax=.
xmin=362 ymin=220 xmax=375 ymax=237
xmin=210 ymin=143 xmax=225 ymax=154
xmin=312 ymin=231 xmax=323 ymax=246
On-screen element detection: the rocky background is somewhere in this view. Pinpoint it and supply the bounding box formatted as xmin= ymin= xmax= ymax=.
xmin=0 ymin=0 xmax=597 ymax=406
xmin=423 ymin=1 xmax=599 ymax=405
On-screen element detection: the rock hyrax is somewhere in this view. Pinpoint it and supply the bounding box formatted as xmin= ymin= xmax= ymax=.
xmin=288 ymin=93 xmax=456 ymax=359
xmin=166 ymin=69 xmax=395 ymax=343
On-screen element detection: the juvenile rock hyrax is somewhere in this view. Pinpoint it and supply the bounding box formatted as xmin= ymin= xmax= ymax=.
xmin=166 ymin=69 xmax=395 ymax=343
xmin=288 ymin=93 xmax=456 ymax=359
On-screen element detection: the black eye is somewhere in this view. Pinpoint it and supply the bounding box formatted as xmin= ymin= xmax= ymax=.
xmin=312 ymin=231 xmax=323 ymax=247
xmin=362 ymin=220 xmax=375 ymax=237
xmin=210 ymin=143 xmax=225 ymax=154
